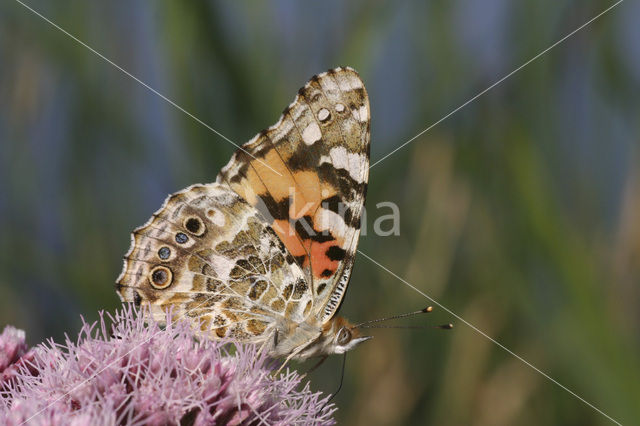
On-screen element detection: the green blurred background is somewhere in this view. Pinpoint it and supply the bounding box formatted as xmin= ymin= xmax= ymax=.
xmin=1 ymin=1 xmax=639 ymax=424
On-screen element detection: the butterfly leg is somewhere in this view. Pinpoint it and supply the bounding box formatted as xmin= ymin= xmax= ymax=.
xmin=256 ymin=330 xmax=273 ymax=359
xmin=274 ymin=344 xmax=308 ymax=376
xmin=305 ymin=355 xmax=328 ymax=374
xmin=274 ymin=352 xmax=298 ymax=376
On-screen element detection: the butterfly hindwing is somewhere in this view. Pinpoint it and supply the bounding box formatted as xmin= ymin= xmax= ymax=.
xmin=116 ymin=183 xmax=313 ymax=341
xmin=217 ymin=67 xmax=370 ymax=323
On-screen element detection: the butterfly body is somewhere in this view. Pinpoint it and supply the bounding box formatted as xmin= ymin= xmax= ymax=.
xmin=116 ymin=67 xmax=370 ymax=359
xmin=270 ymin=315 xmax=370 ymax=360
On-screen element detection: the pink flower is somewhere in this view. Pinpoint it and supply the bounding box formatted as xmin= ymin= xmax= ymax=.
xmin=0 ymin=306 xmax=336 ymax=425
xmin=0 ymin=326 xmax=37 ymax=389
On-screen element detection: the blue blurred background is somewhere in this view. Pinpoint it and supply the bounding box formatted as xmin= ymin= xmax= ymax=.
xmin=1 ymin=1 xmax=639 ymax=424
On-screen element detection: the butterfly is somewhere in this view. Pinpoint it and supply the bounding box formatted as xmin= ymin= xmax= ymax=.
xmin=116 ymin=67 xmax=371 ymax=364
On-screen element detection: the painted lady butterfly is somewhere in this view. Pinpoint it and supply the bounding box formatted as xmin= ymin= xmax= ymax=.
xmin=116 ymin=67 xmax=371 ymax=363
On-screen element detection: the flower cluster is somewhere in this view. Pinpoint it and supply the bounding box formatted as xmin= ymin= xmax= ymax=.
xmin=0 ymin=306 xmax=335 ymax=425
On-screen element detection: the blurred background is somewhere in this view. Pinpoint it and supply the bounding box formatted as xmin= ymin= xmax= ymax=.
xmin=1 ymin=0 xmax=639 ymax=424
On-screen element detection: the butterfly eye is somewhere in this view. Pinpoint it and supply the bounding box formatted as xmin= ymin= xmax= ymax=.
xmin=337 ymin=327 xmax=352 ymax=345
xmin=149 ymin=266 xmax=173 ymax=289
xmin=184 ymin=216 xmax=205 ymax=236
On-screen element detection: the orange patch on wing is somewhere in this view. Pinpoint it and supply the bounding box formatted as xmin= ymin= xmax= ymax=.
xmin=319 ymin=185 xmax=337 ymax=200
xmin=250 ymin=148 xmax=325 ymax=219
xmin=227 ymin=162 xmax=266 ymax=206
xmin=289 ymin=200 xmax=319 ymax=221
xmin=288 ymin=170 xmax=322 ymax=218
xmin=237 ymin=171 xmax=264 ymax=205
xmin=249 ymin=150 xmax=295 ymax=200
xmin=272 ymin=219 xmax=308 ymax=257
xmin=310 ymin=240 xmax=340 ymax=279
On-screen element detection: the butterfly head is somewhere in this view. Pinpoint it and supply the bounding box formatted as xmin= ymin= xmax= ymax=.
xmin=323 ymin=316 xmax=372 ymax=355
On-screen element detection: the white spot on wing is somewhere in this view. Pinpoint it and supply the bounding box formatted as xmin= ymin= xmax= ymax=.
xmin=358 ymin=105 xmax=368 ymax=122
xmin=270 ymin=116 xmax=293 ymax=141
xmin=318 ymin=108 xmax=330 ymax=122
xmin=209 ymin=209 xmax=225 ymax=226
xmin=335 ymin=103 xmax=345 ymax=113
xmin=347 ymin=75 xmax=364 ymax=89
xmin=302 ymin=122 xmax=322 ymax=145
xmin=289 ymin=101 xmax=306 ymax=121
xmin=334 ymin=72 xmax=353 ymax=93
xmin=319 ymin=146 xmax=365 ymax=182
xmin=315 ymin=209 xmax=347 ymax=237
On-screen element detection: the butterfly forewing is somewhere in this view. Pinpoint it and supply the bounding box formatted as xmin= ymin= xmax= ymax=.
xmin=217 ymin=67 xmax=370 ymax=323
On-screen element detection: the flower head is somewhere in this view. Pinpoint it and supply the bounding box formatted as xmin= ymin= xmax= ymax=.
xmin=0 ymin=306 xmax=335 ymax=425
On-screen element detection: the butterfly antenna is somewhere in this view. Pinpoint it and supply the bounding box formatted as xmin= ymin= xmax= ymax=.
xmin=353 ymin=306 xmax=434 ymax=328
xmin=359 ymin=323 xmax=454 ymax=330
